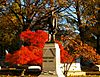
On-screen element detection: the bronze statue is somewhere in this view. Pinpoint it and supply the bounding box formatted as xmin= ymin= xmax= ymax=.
xmin=47 ymin=12 xmax=57 ymax=43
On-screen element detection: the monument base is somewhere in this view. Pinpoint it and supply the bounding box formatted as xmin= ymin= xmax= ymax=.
xmin=39 ymin=72 xmax=57 ymax=77
xmin=40 ymin=43 xmax=65 ymax=77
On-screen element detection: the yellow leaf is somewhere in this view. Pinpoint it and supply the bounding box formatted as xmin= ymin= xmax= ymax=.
xmin=57 ymin=0 xmax=67 ymax=6
xmin=12 ymin=2 xmax=20 ymax=13
xmin=50 ymin=0 xmax=54 ymax=6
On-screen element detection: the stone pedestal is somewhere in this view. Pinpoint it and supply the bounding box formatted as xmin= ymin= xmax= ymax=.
xmin=39 ymin=43 xmax=65 ymax=77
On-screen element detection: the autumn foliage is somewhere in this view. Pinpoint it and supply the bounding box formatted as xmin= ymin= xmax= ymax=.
xmin=55 ymin=40 xmax=73 ymax=63
xmin=62 ymin=37 xmax=100 ymax=64
xmin=5 ymin=30 xmax=73 ymax=65
xmin=20 ymin=29 xmax=48 ymax=48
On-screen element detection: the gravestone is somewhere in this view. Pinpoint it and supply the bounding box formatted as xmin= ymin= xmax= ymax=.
xmin=96 ymin=65 xmax=100 ymax=71
xmin=39 ymin=43 xmax=65 ymax=77
xmin=60 ymin=58 xmax=86 ymax=76
xmin=60 ymin=58 xmax=81 ymax=73
xmin=67 ymin=58 xmax=86 ymax=76
xmin=68 ymin=58 xmax=81 ymax=71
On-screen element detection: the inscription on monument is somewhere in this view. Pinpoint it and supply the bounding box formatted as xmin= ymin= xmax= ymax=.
xmin=43 ymin=57 xmax=54 ymax=62
xmin=43 ymin=48 xmax=56 ymax=71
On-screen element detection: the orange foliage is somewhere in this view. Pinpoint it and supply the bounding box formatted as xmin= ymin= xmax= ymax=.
xmin=56 ymin=40 xmax=73 ymax=63
xmin=63 ymin=37 xmax=100 ymax=64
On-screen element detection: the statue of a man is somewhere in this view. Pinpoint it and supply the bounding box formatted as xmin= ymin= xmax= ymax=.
xmin=47 ymin=12 xmax=57 ymax=43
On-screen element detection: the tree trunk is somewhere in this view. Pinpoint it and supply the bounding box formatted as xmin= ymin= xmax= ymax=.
xmin=75 ymin=1 xmax=84 ymax=42
xmin=96 ymin=35 xmax=100 ymax=54
xmin=96 ymin=2 xmax=100 ymax=54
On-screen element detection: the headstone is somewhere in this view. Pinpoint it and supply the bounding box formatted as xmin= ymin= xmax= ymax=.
xmin=96 ymin=65 xmax=100 ymax=71
xmin=67 ymin=58 xmax=81 ymax=71
xmin=60 ymin=58 xmax=81 ymax=73
xmin=60 ymin=58 xmax=86 ymax=76
xmin=39 ymin=43 xmax=65 ymax=77
xmin=67 ymin=58 xmax=85 ymax=76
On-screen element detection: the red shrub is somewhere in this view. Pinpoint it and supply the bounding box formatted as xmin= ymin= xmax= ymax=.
xmin=5 ymin=30 xmax=73 ymax=65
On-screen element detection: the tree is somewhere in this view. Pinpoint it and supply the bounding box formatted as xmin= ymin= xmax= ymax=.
xmin=91 ymin=1 xmax=100 ymax=52
xmin=79 ymin=0 xmax=100 ymax=53
xmin=0 ymin=0 xmax=99 ymax=55
xmin=58 ymin=0 xmax=100 ymax=53
xmin=0 ymin=14 xmax=22 ymax=55
xmin=61 ymin=36 xmax=100 ymax=65
xmin=0 ymin=0 xmax=71 ymax=52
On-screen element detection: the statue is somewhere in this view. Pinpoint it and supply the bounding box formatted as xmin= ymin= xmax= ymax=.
xmin=47 ymin=11 xmax=57 ymax=43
